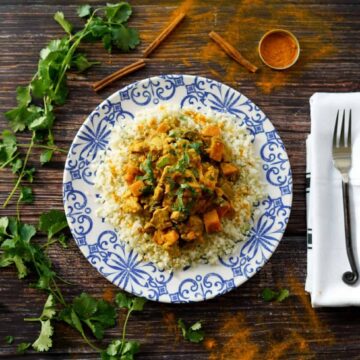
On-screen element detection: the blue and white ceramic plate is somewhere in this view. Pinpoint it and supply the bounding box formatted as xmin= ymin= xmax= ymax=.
xmin=63 ymin=75 xmax=292 ymax=303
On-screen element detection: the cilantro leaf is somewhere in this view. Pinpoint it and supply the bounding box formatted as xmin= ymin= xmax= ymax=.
xmin=277 ymin=289 xmax=290 ymax=302
xmin=101 ymin=339 xmax=140 ymax=360
xmin=54 ymin=11 xmax=73 ymax=35
xmin=29 ymin=294 xmax=56 ymax=352
xmin=23 ymin=167 xmax=36 ymax=182
xmin=115 ymin=292 xmax=132 ymax=309
xmin=38 ymin=209 xmax=68 ymax=240
xmin=5 ymin=335 xmax=14 ymax=344
xmin=4 ymin=86 xmax=32 ymax=132
xmin=115 ymin=292 xmax=147 ymax=311
xmin=32 ymin=319 xmax=53 ymax=352
xmin=261 ymin=288 xmax=290 ymax=302
xmin=178 ymin=319 xmax=204 ymax=343
xmin=110 ymin=26 xmax=140 ymax=52
xmin=105 ymin=2 xmax=132 ymax=23
xmin=0 ymin=217 xmax=36 ymax=279
xmin=59 ymin=292 xmax=117 ymax=340
xmin=19 ymin=186 xmax=34 ymax=204
xmin=17 ymin=342 xmax=31 ymax=353
xmin=77 ymin=4 xmax=92 ymax=18
xmin=40 ymin=149 xmax=53 ymax=165
xmin=85 ymin=4 xmax=140 ymax=53
xmin=0 ymin=216 xmax=56 ymax=291
xmin=72 ymin=53 xmax=100 ymax=72
xmin=0 ymin=130 xmax=21 ymax=172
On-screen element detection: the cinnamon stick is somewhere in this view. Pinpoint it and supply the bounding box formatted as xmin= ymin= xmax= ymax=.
xmin=143 ymin=12 xmax=186 ymax=57
xmin=209 ymin=31 xmax=258 ymax=73
xmin=92 ymin=59 xmax=146 ymax=92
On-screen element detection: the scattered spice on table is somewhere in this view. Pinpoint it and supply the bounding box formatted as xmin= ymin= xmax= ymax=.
xmin=198 ymin=0 xmax=337 ymax=93
xmin=163 ymin=312 xmax=180 ymax=343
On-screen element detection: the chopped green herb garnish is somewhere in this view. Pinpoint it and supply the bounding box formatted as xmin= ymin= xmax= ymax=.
xmin=157 ymin=157 xmax=170 ymax=168
xmin=261 ymin=288 xmax=290 ymax=302
xmin=140 ymin=154 xmax=155 ymax=185
xmin=173 ymin=151 xmax=190 ymax=173
xmin=178 ymin=319 xmax=204 ymax=343
xmin=189 ymin=141 xmax=203 ymax=154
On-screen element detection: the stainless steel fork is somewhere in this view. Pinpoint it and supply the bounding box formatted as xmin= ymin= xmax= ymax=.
xmin=332 ymin=109 xmax=358 ymax=285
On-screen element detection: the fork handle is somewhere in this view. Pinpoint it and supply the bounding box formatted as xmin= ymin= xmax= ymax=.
xmin=342 ymin=181 xmax=359 ymax=285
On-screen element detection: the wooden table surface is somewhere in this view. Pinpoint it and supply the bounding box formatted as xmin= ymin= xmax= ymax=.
xmin=1 ymin=0 xmax=360 ymax=359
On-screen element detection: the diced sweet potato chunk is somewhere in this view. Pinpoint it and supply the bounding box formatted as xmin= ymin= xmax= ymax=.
xmin=220 ymin=163 xmax=239 ymax=176
xmin=209 ymin=138 xmax=224 ymax=162
xmin=129 ymin=180 xmax=145 ymax=197
xmin=203 ymin=209 xmax=222 ymax=233
xmin=217 ymin=202 xmax=235 ymax=218
xmin=201 ymin=125 xmax=221 ymax=137
xmin=162 ymin=230 xmax=179 ymax=248
xmin=124 ymin=164 xmax=140 ymax=184
xmin=157 ymin=122 xmax=170 ymax=133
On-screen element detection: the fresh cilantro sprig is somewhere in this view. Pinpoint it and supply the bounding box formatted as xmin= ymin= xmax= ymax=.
xmin=59 ymin=292 xmax=117 ymax=350
xmin=2 ymin=3 xmax=140 ymax=209
xmin=101 ymin=293 xmax=147 ymax=359
xmin=261 ymin=287 xmax=290 ymax=302
xmin=0 ymin=216 xmax=65 ymax=304
xmin=178 ymin=319 xmax=205 ymax=343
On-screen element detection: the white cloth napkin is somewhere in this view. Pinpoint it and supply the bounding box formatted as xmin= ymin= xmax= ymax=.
xmin=306 ymin=92 xmax=360 ymax=307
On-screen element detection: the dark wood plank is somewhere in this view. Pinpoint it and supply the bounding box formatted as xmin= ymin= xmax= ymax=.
xmin=1 ymin=0 xmax=360 ymax=359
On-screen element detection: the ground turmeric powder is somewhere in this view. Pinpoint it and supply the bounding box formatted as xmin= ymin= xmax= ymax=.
xmin=259 ymin=31 xmax=299 ymax=69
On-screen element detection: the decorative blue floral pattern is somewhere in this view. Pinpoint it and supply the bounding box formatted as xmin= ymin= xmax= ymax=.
xmin=63 ymin=75 xmax=292 ymax=303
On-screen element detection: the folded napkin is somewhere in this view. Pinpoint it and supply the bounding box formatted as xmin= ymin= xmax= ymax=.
xmin=306 ymin=92 xmax=360 ymax=307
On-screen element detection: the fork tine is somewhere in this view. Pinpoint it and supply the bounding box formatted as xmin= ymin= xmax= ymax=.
xmin=348 ymin=109 xmax=352 ymax=147
xmin=339 ymin=109 xmax=346 ymax=147
xmin=333 ymin=110 xmax=339 ymax=148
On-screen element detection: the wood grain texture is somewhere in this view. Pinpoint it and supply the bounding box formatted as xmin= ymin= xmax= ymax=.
xmin=1 ymin=0 xmax=360 ymax=359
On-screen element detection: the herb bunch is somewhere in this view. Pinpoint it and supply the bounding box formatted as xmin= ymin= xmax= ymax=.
xmin=1 ymin=214 xmax=146 ymax=358
xmin=1 ymin=2 xmax=140 ymax=210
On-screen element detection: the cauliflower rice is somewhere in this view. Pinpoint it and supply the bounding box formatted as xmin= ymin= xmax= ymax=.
xmin=93 ymin=107 xmax=264 ymax=270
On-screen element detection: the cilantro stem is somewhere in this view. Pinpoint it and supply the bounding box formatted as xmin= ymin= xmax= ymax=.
xmin=3 ymin=132 xmax=35 ymax=208
xmin=53 ymin=12 xmax=96 ymax=98
xmin=16 ymin=144 xmax=68 ymax=154
xmin=0 ymin=152 xmax=19 ymax=170
xmin=82 ymin=333 xmax=102 ymax=352
xmin=55 ymin=274 xmax=75 ymax=286
xmin=24 ymin=317 xmax=40 ymax=322
xmin=41 ymin=238 xmax=59 ymax=249
xmin=51 ymin=278 xmax=66 ymax=306
xmin=120 ymin=308 xmax=133 ymax=354
xmin=16 ymin=195 xmax=21 ymax=221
